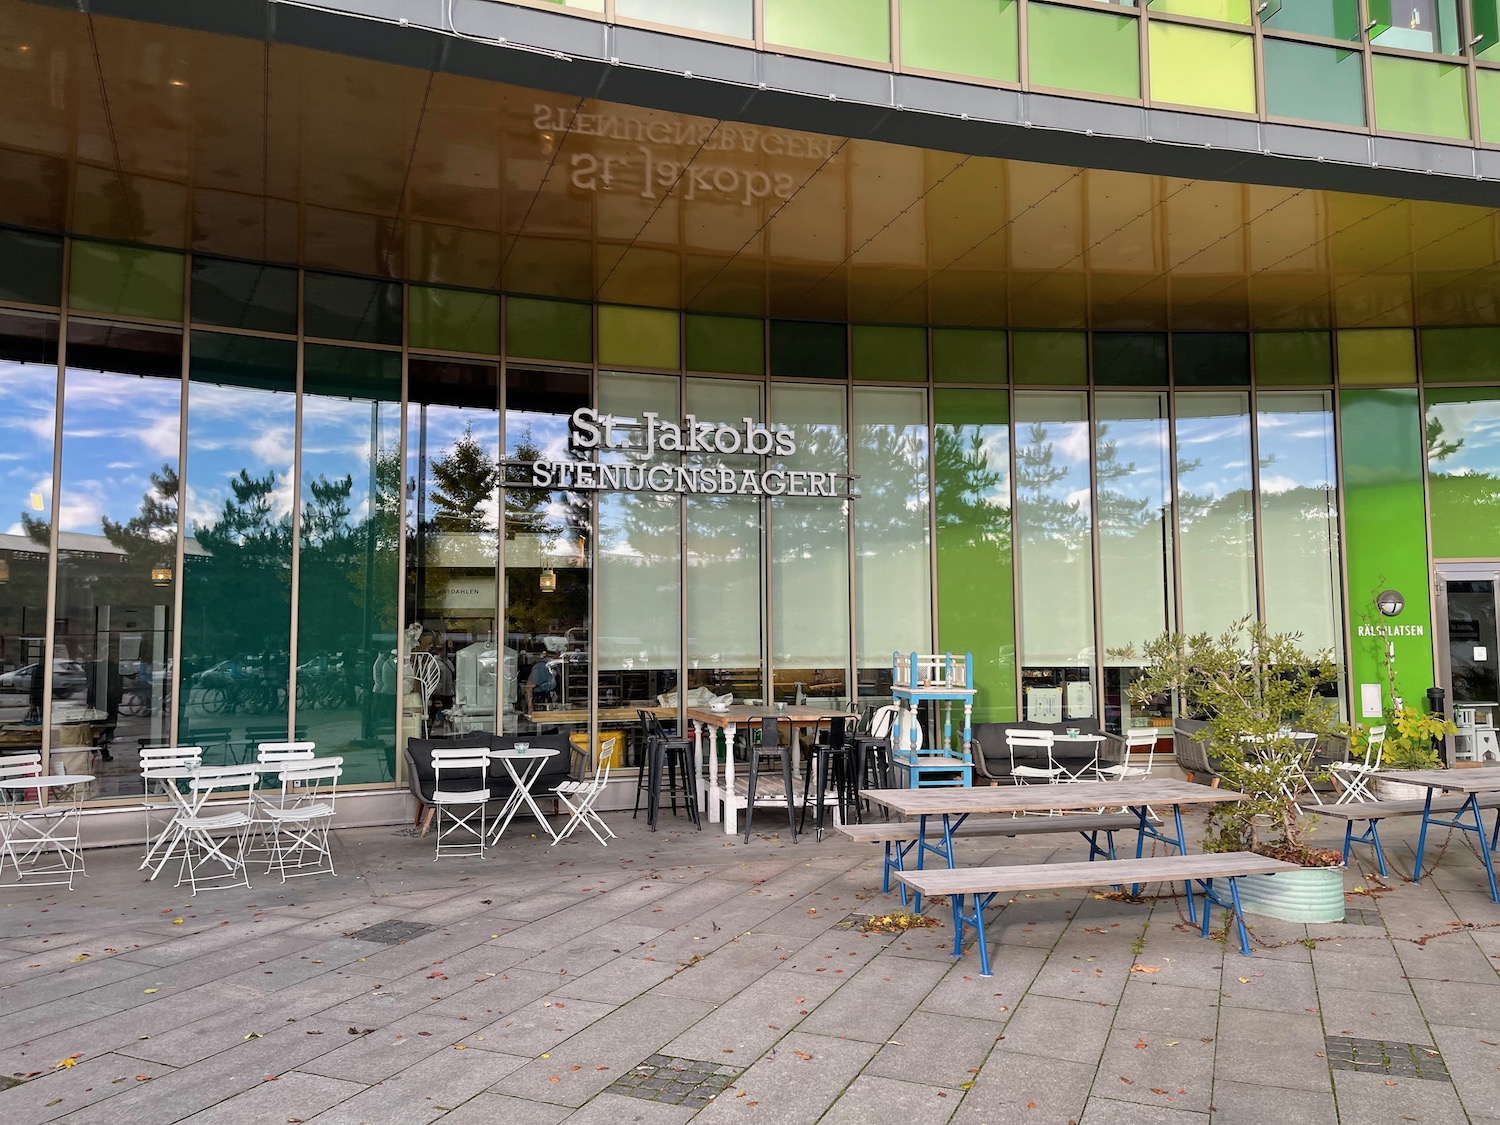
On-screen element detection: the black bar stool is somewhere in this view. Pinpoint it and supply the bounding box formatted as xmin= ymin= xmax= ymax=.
xmin=852 ymin=706 xmax=894 ymax=819
xmin=800 ymin=714 xmax=860 ymax=838
xmin=743 ymin=716 xmax=797 ymax=843
xmin=633 ymin=711 xmax=701 ymax=831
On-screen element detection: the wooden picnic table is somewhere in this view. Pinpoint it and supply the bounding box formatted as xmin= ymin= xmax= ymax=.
xmin=1373 ymin=765 xmax=1500 ymax=902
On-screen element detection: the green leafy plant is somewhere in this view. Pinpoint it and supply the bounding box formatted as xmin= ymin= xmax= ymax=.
xmin=1372 ymin=705 xmax=1453 ymax=771
xmin=1115 ymin=617 xmax=1346 ymax=867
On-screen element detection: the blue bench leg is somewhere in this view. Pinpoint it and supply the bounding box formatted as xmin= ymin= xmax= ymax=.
xmin=1228 ymin=878 xmax=1252 ymax=954
xmin=1369 ymin=821 xmax=1388 ymax=878
xmin=1490 ymin=809 xmax=1500 ymax=854
xmin=949 ymin=891 xmax=965 ymax=957
xmin=1199 ymin=878 xmax=1213 ymax=939
xmin=1463 ymin=796 xmax=1500 ymax=903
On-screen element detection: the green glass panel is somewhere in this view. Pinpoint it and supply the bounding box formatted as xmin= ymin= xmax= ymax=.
xmin=1264 ymin=40 xmax=1365 ymax=126
xmin=900 ymin=0 xmax=1019 ymax=82
xmin=1093 ymin=333 xmax=1167 ymax=386
xmin=615 ymin=0 xmax=752 ymax=37
xmin=934 ymin=389 xmax=1016 ymax=722
xmin=297 ymin=345 xmax=401 ymax=785
xmin=190 ymin=257 xmax=297 ymax=335
xmin=1478 ymin=69 xmax=1500 ymax=143
xmin=932 ymin=328 xmax=1007 ymax=383
xmin=304 ymin=272 xmax=401 ymax=345
xmin=1372 ymin=56 xmax=1470 ymax=139
xmin=597 ymin=305 xmax=681 ymax=369
xmin=69 ymin=241 xmax=183 ymax=321
xmin=1371 ymin=0 xmax=1462 ymax=55
xmin=852 ymin=325 xmax=926 ymax=382
xmin=188 ymin=331 xmax=296 ymax=393
xmin=1427 ymin=388 xmax=1500 ymax=557
xmin=1422 ymin=327 xmax=1500 ymax=382
xmin=1013 ymin=331 xmax=1086 ymax=385
xmin=1173 ymin=333 xmax=1250 ymax=386
xmin=1340 ymin=389 xmax=1434 ymax=711
xmin=1148 ymin=23 xmax=1256 ymax=114
xmin=763 ymin=0 xmax=890 ymax=61
xmin=1148 ymin=0 xmax=1250 ymax=24
xmin=1338 ymin=329 xmax=1416 ymax=384
xmin=1260 ymin=0 xmax=1360 ymax=40
xmin=1254 ymin=331 xmax=1334 ymax=385
xmin=506 ymin=296 xmax=592 ymax=363
xmin=1479 ymin=0 xmax=1500 ymax=59
xmin=684 ymin=314 xmax=764 ymax=374
xmin=770 ymin=320 xmax=846 ymax=379
xmin=408 ymin=285 xmax=500 ymax=355
xmin=0 ymin=228 xmax=62 ymax=306
xmin=1028 ymin=3 xmax=1140 ymax=99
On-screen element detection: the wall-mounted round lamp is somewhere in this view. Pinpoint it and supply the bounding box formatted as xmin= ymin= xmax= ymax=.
xmin=151 ymin=561 xmax=174 ymax=587
xmin=1376 ymin=589 xmax=1405 ymax=617
xmin=538 ymin=567 xmax=557 ymax=593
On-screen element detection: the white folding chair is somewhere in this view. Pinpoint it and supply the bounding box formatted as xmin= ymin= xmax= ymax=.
xmin=262 ymin=756 xmax=342 ymax=881
xmin=139 ymin=746 xmax=203 ymax=871
xmin=0 ymin=754 xmax=88 ymax=890
xmin=1331 ymin=725 xmax=1385 ymax=804
xmin=1095 ymin=728 xmax=1159 ymax=781
xmin=248 ymin=742 xmax=316 ymax=855
xmin=175 ymin=766 xmax=259 ymax=895
xmin=431 ymin=747 xmax=490 ymax=859
xmin=1006 ymin=729 xmax=1064 ymax=785
xmin=553 ymin=735 xmax=618 ymax=847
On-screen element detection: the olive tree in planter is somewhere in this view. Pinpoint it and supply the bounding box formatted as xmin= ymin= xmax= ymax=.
xmin=1116 ymin=618 xmax=1348 ymax=923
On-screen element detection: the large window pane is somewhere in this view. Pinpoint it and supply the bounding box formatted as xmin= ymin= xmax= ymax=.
xmin=597 ymin=371 xmax=681 ymax=768
xmin=1426 ymin=389 xmax=1500 ymax=559
xmin=616 ymin=0 xmax=752 ymax=39
xmin=1264 ymin=40 xmax=1366 ymax=127
xmin=1148 ymin=23 xmax=1256 ymax=114
xmin=1371 ymin=0 xmax=1463 ymax=55
xmin=296 ymin=345 xmax=401 ymax=784
xmin=686 ymin=378 xmax=764 ymax=703
xmin=0 ymin=313 xmax=59 ymax=770
xmin=1261 ymin=0 xmax=1360 ymax=39
xmin=1149 ymin=0 xmax=1250 ymax=23
xmin=1028 ymin=4 xmax=1140 ymax=100
xmin=0 ymin=228 xmax=63 ymax=307
xmin=1097 ymin=393 xmax=1173 ymax=734
xmin=56 ymin=321 xmax=182 ymax=799
xmin=934 ymin=390 xmax=1015 ymax=723
xmin=1258 ymin=392 xmax=1343 ymax=660
xmin=770 ymin=383 xmax=849 ymax=704
xmin=403 ymin=359 xmax=501 ymax=748
xmin=180 ymin=333 xmax=296 ymax=763
xmin=1372 ymin=56 xmax=1470 ymax=139
xmin=763 ymin=0 xmax=890 ymax=62
xmin=900 ymin=0 xmax=1019 ymax=82
xmin=1015 ymin=392 xmax=1095 ymax=722
xmin=853 ymin=387 xmax=931 ymax=702
xmin=1176 ymin=392 xmax=1256 ymax=635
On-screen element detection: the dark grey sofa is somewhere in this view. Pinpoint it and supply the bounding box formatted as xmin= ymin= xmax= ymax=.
xmin=404 ymin=733 xmax=572 ymax=824
xmin=970 ymin=719 xmax=1121 ymax=783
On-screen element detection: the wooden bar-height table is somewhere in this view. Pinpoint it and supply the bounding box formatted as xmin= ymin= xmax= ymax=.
xmin=1375 ymin=765 xmax=1500 ymax=902
xmin=686 ymin=705 xmax=834 ymax=836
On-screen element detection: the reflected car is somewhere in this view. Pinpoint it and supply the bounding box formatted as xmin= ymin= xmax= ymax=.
xmin=0 ymin=659 xmax=87 ymax=698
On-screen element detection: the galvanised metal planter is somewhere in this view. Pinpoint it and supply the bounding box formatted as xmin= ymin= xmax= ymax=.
xmin=1234 ymin=864 xmax=1346 ymax=923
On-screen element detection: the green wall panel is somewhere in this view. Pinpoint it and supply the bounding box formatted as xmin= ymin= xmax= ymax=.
xmin=191 ymin=258 xmax=297 ymax=334
xmin=685 ymin=313 xmax=764 ymax=374
xmin=303 ymin=272 xmax=401 ymax=345
xmin=1264 ymin=40 xmax=1366 ymax=127
xmin=1372 ymin=56 xmax=1470 ymax=139
xmin=0 ymin=228 xmax=62 ymax=306
xmin=1340 ymin=389 xmax=1435 ymax=715
xmin=1013 ymin=331 xmax=1087 ymax=385
xmin=1254 ymin=331 xmax=1333 ymax=385
xmin=934 ymin=389 xmax=1016 ymax=723
xmin=1261 ymin=0 xmax=1361 ymax=39
xmin=1422 ymin=327 xmax=1500 ymax=382
xmin=598 ymin=305 xmax=681 ymax=369
xmin=1149 ymin=0 xmax=1251 ymax=22
xmin=770 ymin=320 xmax=847 ymax=379
xmin=763 ymin=0 xmax=890 ymax=61
xmin=1148 ymin=23 xmax=1256 ymax=114
xmin=506 ymin=296 xmax=593 ymax=362
xmin=616 ymin=0 xmax=752 ymax=38
xmin=1479 ymin=69 xmax=1500 ymax=144
xmin=1174 ymin=333 xmax=1250 ymax=386
xmin=933 ymin=328 xmax=1007 ymax=383
xmin=852 ymin=325 xmax=927 ymax=381
xmin=1339 ymin=328 xmax=1417 ymax=385
xmin=69 ymin=241 xmax=183 ymax=321
xmin=409 ymin=285 xmax=500 ymax=355
xmin=1426 ymin=387 xmax=1500 ymax=559
xmin=900 ymin=0 xmax=1018 ymax=82
xmin=1093 ymin=333 xmax=1167 ymax=386
xmin=1028 ymin=4 xmax=1140 ymax=100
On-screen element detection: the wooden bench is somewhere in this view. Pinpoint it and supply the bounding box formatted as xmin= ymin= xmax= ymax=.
xmin=1303 ymin=794 xmax=1500 ymax=877
xmin=896 ymin=850 xmax=1300 ymax=976
xmin=839 ymin=812 xmax=1142 ymax=904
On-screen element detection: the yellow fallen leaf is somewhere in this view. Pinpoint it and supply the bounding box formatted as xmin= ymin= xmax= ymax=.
xmin=69 ymin=954 xmax=89 ymax=962
xmin=143 ymin=988 xmax=160 ymax=995
xmin=55 ymin=1056 xmax=79 ymax=1069
xmin=171 ymin=919 xmax=184 ymax=925
xmin=244 ymin=1033 xmax=263 ymax=1040
xmin=1238 ymin=977 xmax=1251 ymax=984
xmin=1130 ymin=965 xmax=1160 ymax=974
xmin=454 ymin=1045 xmax=467 ymax=1051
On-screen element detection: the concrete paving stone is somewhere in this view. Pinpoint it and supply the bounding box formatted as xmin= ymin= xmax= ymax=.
xmin=491 ymin=995 xmax=716 ymax=1107
xmin=116 ymin=987 xmax=349 ymax=1067
xmin=1317 ymin=983 xmax=1431 ymax=1041
xmin=945 ymin=1050 xmax=1091 ymax=1125
xmin=462 ymin=994 xmax=615 ymax=1056
xmin=1077 ymin=1095 xmax=1210 ymax=1123
xmin=312 ymin=963 xmax=490 ymax=1026
xmin=1114 ymin=980 xmax=1220 ymax=1038
xmin=1097 ymin=1023 xmax=1216 ymax=1113
xmin=1212 ymin=1008 xmax=1331 ymax=1093
xmin=1411 ymin=977 xmax=1500 ymax=1033
xmin=989 ymin=994 xmax=1115 ymax=1066
xmin=1028 ymin=947 xmax=1138 ymax=1006
xmin=424 ymin=1092 xmax=572 ymax=1125
xmin=1218 ymin=958 xmax=1320 ymax=1015
xmin=1307 ymin=947 xmax=1412 ymax=995
xmin=511 ymin=924 xmax=665 ymax=977
xmin=646 ymin=931 xmax=793 ymax=1004
xmin=495 ymin=901 xmax=655 ymax=952
xmin=1426 ymin=1023 xmax=1500 ymax=1102
xmin=298 ymin=1012 xmax=473 ymax=1084
xmin=770 ymin=924 xmax=892 ymax=978
xmin=283 ymin=901 xmax=427 ymax=940
xmin=657 ymin=971 xmax=844 ymax=1062
xmin=613 ymin=873 xmax=765 ymax=930
xmin=691 ymin=1031 xmax=880 ymax=1125
xmin=1205 ymin=1078 xmax=1337 ymax=1124
xmin=0 ymin=999 xmax=119 ymax=1059
xmin=170 ymin=1069 xmax=364 ymax=1125
xmin=867 ymin=1010 xmax=1003 ymax=1090
xmin=304 ymin=1042 xmax=531 ymax=1124
xmin=550 ymin=948 xmax=683 ymax=1005
xmin=107 ymin=916 xmax=311 ymax=966
xmin=214 ymin=937 xmax=385 ymax=992
xmin=917 ymin=944 xmax=1046 ymax=1017
xmin=0 ymin=955 xmax=162 ymax=1018
xmin=0 ymin=1050 xmax=176 ymax=1124
xmin=1396 ymin=936 xmax=1500 ymax=984
xmin=801 ymin=955 xmax=950 ymax=1043
xmin=1332 ymin=1067 xmax=1470 ymax=1125
xmin=560 ymin=1091 xmax=700 ymax=1125
xmin=821 ymin=1074 xmax=958 ymax=1125
xmin=418 ymin=966 xmax=567 ymax=1023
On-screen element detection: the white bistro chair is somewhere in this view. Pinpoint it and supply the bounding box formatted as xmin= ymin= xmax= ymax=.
xmin=553 ymin=734 xmax=619 ymax=847
xmin=249 ymin=741 xmax=316 ymax=855
xmin=176 ymin=765 xmax=259 ymax=895
xmin=139 ymin=745 xmax=203 ymax=872
xmin=1096 ymin=727 xmax=1160 ymax=782
xmin=261 ymin=756 xmax=342 ymax=881
xmin=431 ymin=747 xmax=491 ymax=860
xmin=1330 ymin=725 xmax=1385 ymax=804
xmin=0 ymin=754 xmax=85 ymax=886
xmin=1005 ymin=729 xmax=1065 ymax=785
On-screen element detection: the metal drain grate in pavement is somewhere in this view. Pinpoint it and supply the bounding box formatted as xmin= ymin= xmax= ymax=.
xmin=1326 ymin=1036 xmax=1450 ymax=1082
xmin=610 ymin=1054 xmax=744 ymax=1110
xmin=348 ymin=920 xmax=438 ymax=945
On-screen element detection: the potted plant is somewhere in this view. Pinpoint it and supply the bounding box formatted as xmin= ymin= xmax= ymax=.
xmin=1116 ymin=617 xmax=1348 ymax=923
xmin=1369 ymin=705 xmax=1455 ymax=800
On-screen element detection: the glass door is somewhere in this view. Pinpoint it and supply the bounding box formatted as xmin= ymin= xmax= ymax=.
xmin=1435 ymin=567 xmax=1500 ymax=761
